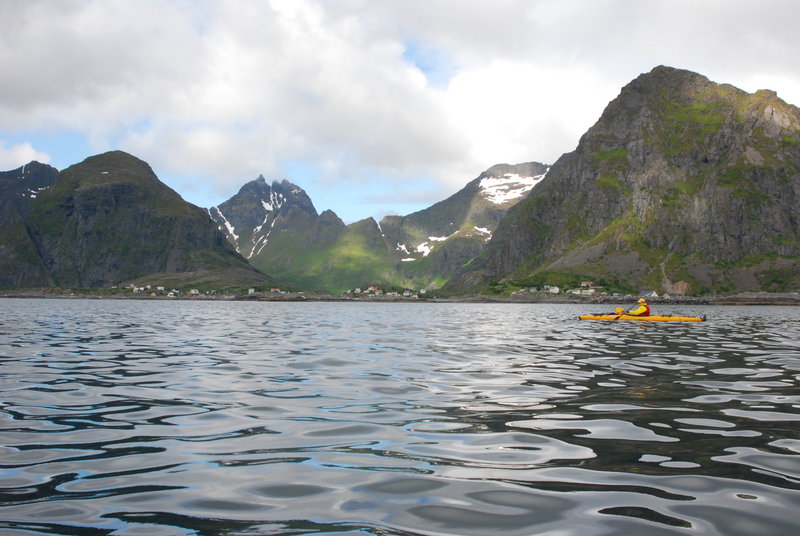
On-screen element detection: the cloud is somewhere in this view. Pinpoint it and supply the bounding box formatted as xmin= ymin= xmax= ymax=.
xmin=0 ymin=1 xmax=204 ymax=126
xmin=0 ymin=141 xmax=51 ymax=170
xmin=2 ymin=0 xmax=800 ymax=220
xmin=444 ymin=61 xmax=615 ymax=167
xmin=109 ymin=0 xmax=472 ymax=198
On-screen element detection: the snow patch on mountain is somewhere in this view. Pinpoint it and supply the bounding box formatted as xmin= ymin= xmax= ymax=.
xmin=22 ymin=186 xmax=49 ymax=199
xmin=474 ymin=226 xmax=492 ymax=241
xmin=479 ymin=170 xmax=548 ymax=205
xmin=209 ymin=207 xmax=240 ymax=249
xmin=253 ymin=214 xmax=268 ymax=234
xmin=249 ymin=235 xmax=266 ymax=258
xmin=262 ymin=191 xmax=287 ymax=213
xmin=248 ymin=217 xmax=279 ymax=258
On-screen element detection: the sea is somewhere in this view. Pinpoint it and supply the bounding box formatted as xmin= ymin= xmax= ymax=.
xmin=1 ymin=298 xmax=798 ymax=536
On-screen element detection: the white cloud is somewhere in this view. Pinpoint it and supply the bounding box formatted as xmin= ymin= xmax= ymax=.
xmin=110 ymin=0 xmax=472 ymax=201
xmin=0 ymin=141 xmax=51 ymax=170
xmin=444 ymin=61 xmax=615 ymax=168
xmin=2 ymin=0 xmax=800 ymax=220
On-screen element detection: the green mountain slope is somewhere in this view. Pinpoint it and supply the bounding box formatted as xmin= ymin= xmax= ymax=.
xmin=257 ymin=217 xmax=402 ymax=293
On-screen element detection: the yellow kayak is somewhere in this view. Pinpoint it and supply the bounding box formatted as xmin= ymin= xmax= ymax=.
xmin=579 ymin=313 xmax=705 ymax=322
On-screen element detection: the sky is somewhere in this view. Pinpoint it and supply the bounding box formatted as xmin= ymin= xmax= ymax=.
xmin=2 ymin=0 xmax=800 ymax=223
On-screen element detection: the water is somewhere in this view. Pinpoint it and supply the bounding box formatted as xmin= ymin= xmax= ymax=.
xmin=1 ymin=299 xmax=799 ymax=536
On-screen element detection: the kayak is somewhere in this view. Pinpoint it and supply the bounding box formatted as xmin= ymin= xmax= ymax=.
xmin=579 ymin=313 xmax=705 ymax=322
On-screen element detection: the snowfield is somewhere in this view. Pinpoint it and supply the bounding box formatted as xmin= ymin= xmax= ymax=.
xmin=479 ymin=170 xmax=548 ymax=204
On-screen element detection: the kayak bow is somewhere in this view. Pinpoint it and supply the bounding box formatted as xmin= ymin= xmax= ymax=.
xmin=579 ymin=313 xmax=705 ymax=322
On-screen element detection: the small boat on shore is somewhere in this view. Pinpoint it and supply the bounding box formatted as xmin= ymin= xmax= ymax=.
xmin=579 ymin=313 xmax=706 ymax=322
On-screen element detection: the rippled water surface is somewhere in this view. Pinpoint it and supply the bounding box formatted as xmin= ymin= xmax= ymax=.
xmin=1 ymin=299 xmax=799 ymax=535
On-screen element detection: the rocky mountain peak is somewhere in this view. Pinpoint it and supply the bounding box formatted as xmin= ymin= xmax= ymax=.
xmin=449 ymin=66 xmax=800 ymax=295
xmin=210 ymin=176 xmax=324 ymax=259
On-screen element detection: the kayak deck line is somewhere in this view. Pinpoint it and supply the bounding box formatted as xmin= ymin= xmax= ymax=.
xmin=579 ymin=314 xmax=706 ymax=322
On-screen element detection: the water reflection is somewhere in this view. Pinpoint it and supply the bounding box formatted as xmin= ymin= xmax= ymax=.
xmin=1 ymin=300 xmax=799 ymax=535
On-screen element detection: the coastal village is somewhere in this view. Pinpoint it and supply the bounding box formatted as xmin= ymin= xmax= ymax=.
xmin=510 ymin=281 xmax=661 ymax=299
xmin=114 ymin=280 xmax=677 ymax=303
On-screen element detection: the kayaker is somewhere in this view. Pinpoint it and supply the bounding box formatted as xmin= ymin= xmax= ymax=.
xmin=627 ymin=297 xmax=651 ymax=316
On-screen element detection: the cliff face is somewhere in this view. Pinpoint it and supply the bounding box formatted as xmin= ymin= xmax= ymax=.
xmin=1 ymin=151 xmax=277 ymax=288
xmin=451 ymin=66 xmax=800 ymax=294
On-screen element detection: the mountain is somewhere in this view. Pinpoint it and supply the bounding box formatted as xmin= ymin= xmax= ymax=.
xmin=0 ymin=151 xmax=279 ymax=289
xmin=211 ymin=163 xmax=548 ymax=293
xmin=447 ymin=66 xmax=800 ymax=295
xmin=209 ymin=177 xmax=358 ymax=291
xmin=10 ymin=67 xmax=791 ymax=296
xmin=210 ymin=177 xmax=401 ymax=293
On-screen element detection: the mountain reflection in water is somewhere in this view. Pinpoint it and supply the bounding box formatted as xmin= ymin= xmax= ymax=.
xmin=1 ymin=299 xmax=798 ymax=536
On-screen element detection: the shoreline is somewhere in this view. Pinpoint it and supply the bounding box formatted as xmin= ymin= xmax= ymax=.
xmin=1 ymin=289 xmax=798 ymax=306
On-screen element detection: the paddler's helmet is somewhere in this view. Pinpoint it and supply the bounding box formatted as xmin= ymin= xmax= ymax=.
xmin=638 ymin=298 xmax=647 ymax=303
